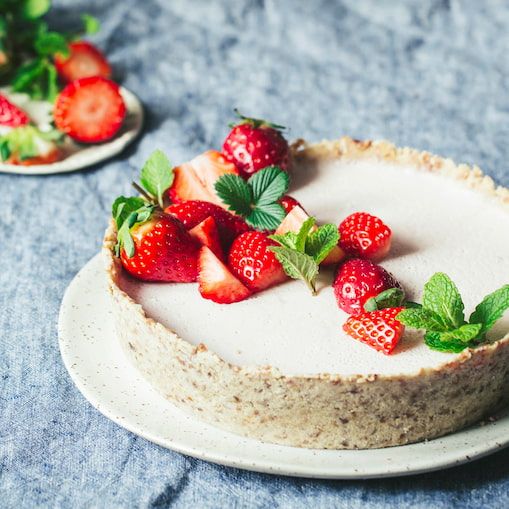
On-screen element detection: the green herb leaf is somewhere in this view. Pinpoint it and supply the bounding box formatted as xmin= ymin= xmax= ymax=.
xmin=306 ymin=222 xmax=340 ymax=264
xmin=469 ymin=284 xmax=509 ymax=337
xmin=423 ymin=331 xmax=469 ymax=353
xmin=439 ymin=323 xmax=483 ymax=343
xmin=82 ymin=14 xmax=100 ymax=35
xmin=422 ymin=272 xmax=465 ymax=329
xmin=140 ymin=150 xmax=174 ymax=208
xmin=23 ymin=0 xmax=51 ymax=19
xmin=215 ymin=166 xmax=288 ymax=231
xmin=270 ymin=246 xmax=319 ymax=295
xmin=396 ymin=307 xmax=449 ymax=332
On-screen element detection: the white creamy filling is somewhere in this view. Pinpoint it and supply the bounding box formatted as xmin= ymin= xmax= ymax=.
xmin=119 ymin=158 xmax=509 ymax=376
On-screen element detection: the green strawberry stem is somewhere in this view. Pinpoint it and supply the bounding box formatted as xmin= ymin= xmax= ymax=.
xmin=230 ymin=108 xmax=286 ymax=131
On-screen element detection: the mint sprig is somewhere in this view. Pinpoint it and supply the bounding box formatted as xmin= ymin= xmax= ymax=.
xmin=397 ymin=273 xmax=509 ymax=352
xmin=268 ymin=218 xmax=340 ymax=295
xmin=0 ymin=125 xmax=63 ymax=161
xmin=215 ymin=165 xmax=289 ymax=231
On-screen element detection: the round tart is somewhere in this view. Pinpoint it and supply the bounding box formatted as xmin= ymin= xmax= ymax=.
xmin=102 ymin=137 xmax=509 ymax=450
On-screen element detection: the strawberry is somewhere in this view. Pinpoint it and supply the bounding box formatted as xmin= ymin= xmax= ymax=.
xmin=189 ymin=216 xmax=224 ymax=260
xmin=53 ymin=76 xmax=126 ymax=143
xmin=228 ymin=231 xmax=288 ymax=292
xmin=169 ymin=151 xmax=238 ymax=206
xmin=0 ymin=94 xmax=30 ymax=127
xmin=343 ymin=307 xmax=406 ymax=355
xmin=278 ymin=195 xmax=304 ymax=215
xmin=118 ymin=209 xmax=199 ymax=283
xmin=338 ymin=212 xmax=392 ymax=262
xmin=54 ymin=41 xmax=112 ymax=84
xmin=333 ymin=258 xmax=402 ymax=314
xmin=197 ymin=246 xmax=252 ymax=303
xmin=222 ymin=110 xmax=290 ymax=178
xmin=165 ymin=200 xmax=251 ymax=253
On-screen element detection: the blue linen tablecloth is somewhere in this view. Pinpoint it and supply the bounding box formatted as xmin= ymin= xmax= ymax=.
xmin=2 ymin=0 xmax=509 ymax=507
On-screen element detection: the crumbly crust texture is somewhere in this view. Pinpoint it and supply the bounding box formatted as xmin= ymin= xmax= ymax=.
xmin=102 ymin=137 xmax=509 ymax=449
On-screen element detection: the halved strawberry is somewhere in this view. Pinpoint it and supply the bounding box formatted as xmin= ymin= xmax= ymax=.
xmin=197 ymin=246 xmax=252 ymax=303
xmin=0 ymin=94 xmax=30 ymax=127
xmin=343 ymin=307 xmax=406 ymax=355
xmin=278 ymin=195 xmax=304 ymax=215
xmin=274 ymin=205 xmax=346 ymax=265
xmin=169 ymin=151 xmax=238 ymax=207
xmin=228 ymin=231 xmax=288 ymax=292
xmin=338 ymin=212 xmax=392 ymax=262
xmin=118 ymin=210 xmax=200 ymax=283
xmin=166 ymin=200 xmax=251 ymax=253
xmin=54 ymin=41 xmax=112 ymax=84
xmin=189 ymin=216 xmax=224 ymax=260
xmin=53 ymin=76 xmax=126 ymax=143
xmin=333 ymin=258 xmax=402 ymax=314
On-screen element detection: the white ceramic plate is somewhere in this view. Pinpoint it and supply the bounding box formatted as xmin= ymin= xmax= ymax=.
xmin=0 ymin=88 xmax=143 ymax=175
xmin=58 ymin=254 xmax=509 ymax=479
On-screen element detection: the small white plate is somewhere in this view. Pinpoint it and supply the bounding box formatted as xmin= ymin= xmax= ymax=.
xmin=58 ymin=254 xmax=509 ymax=479
xmin=0 ymin=88 xmax=143 ymax=175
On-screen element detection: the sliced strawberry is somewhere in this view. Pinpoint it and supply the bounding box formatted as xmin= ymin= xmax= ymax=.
xmin=338 ymin=212 xmax=392 ymax=262
xmin=0 ymin=94 xmax=30 ymax=127
xmin=55 ymin=41 xmax=112 ymax=84
xmin=274 ymin=205 xmax=346 ymax=265
xmin=119 ymin=210 xmax=200 ymax=283
xmin=343 ymin=307 xmax=406 ymax=355
xmin=228 ymin=231 xmax=288 ymax=292
xmin=333 ymin=258 xmax=402 ymax=314
xmin=278 ymin=194 xmax=304 ymax=215
xmin=222 ymin=110 xmax=290 ymax=178
xmin=197 ymin=246 xmax=252 ymax=303
xmin=53 ymin=76 xmax=126 ymax=143
xmin=166 ymin=199 xmax=251 ymax=253
xmin=189 ymin=216 xmax=224 ymax=260
xmin=169 ymin=151 xmax=238 ymax=207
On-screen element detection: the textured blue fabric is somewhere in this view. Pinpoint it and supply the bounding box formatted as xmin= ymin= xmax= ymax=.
xmin=2 ymin=0 xmax=509 ymax=507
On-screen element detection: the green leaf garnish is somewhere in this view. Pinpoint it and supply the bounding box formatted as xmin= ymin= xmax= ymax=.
xmin=268 ymin=217 xmax=340 ymax=295
xmin=0 ymin=125 xmax=63 ymax=161
xmin=215 ymin=166 xmax=289 ymax=231
xmin=81 ymin=14 xmax=100 ymax=35
xmin=397 ymin=273 xmax=509 ymax=352
xmin=140 ymin=150 xmax=174 ymax=208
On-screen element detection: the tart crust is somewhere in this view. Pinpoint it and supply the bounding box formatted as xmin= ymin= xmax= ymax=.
xmin=102 ymin=137 xmax=509 ymax=449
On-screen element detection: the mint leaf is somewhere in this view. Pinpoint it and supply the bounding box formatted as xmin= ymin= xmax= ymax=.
xmin=423 ymin=331 xmax=469 ymax=353
xmin=469 ymin=285 xmax=509 ymax=337
xmin=215 ymin=166 xmax=288 ymax=231
xmin=23 ymin=0 xmax=51 ymax=19
xmin=422 ymin=272 xmax=465 ymax=329
xmin=396 ymin=307 xmax=449 ymax=332
xmin=140 ymin=150 xmax=174 ymax=208
xmin=270 ymin=246 xmax=319 ymax=295
xmin=82 ymin=14 xmax=100 ymax=35
xmin=439 ymin=323 xmax=483 ymax=343
xmin=35 ymin=31 xmax=68 ymax=56
xmin=306 ymin=223 xmax=340 ymax=264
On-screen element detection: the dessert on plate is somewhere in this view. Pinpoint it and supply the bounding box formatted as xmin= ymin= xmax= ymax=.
xmin=0 ymin=0 xmax=127 ymax=166
xmin=102 ymin=114 xmax=509 ymax=449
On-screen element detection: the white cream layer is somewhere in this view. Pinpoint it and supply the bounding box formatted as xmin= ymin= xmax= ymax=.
xmin=118 ymin=157 xmax=509 ymax=376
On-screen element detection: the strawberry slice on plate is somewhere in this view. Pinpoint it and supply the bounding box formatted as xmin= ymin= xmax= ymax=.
xmin=189 ymin=216 xmax=225 ymax=261
xmin=55 ymin=41 xmax=112 ymax=84
xmin=343 ymin=307 xmax=406 ymax=355
xmin=0 ymin=94 xmax=30 ymax=127
xmin=53 ymin=76 xmax=126 ymax=143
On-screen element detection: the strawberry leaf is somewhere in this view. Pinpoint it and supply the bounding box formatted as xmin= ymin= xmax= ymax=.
xmin=270 ymin=246 xmax=319 ymax=295
xmin=215 ymin=166 xmax=288 ymax=231
xmin=140 ymin=150 xmax=174 ymax=208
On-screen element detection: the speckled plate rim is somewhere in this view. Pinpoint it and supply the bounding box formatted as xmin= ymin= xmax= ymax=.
xmin=58 ymin=254 xmax=509 ymax=479
xmin=0 ymin=87 xmax=143 ymax=175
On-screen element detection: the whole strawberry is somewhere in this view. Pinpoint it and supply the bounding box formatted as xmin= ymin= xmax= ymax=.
xmin=228 ymin=231 xmax=288 ymax=292
xmin=343 ymin=307 xmax=405 ymax=355
xmin=338 ymin=212 xmax=392 ymax=262
xmin=222 ymin=109 xmax=290 ymax=178
xmin=118 ymin=209 xmax=199 ymax=282
xmin=333 ymin=258 xmax=402 ymax=314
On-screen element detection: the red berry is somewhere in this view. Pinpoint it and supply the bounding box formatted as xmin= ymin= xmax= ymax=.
xmin=189 ymin=216 xmax=224 ymax=261
xmin=228 ymin=231 xmax=288 ymax=292
xmin=278 ymin=195 xmax=303 ymax=215
xmin=343 ymin=307 xmax=405 ymax=355
xmin=197 ymin=246 xmax=252 ymax=303
xmin=333 ymin=258 xmax=402 ymax=314
xmin=222 ymin=112 xmax=290 ymax=178
xmin=338 ymin=212 xmax=392 ymax=262
xmin=0 ymin=94 xmax=30 ymax=127
xmin=166 ymin=200 xmax=251 ymax=253
xmin=53 ymin=76 xmax=126 ymax=143
xmin=119 ymin=211 xmax=200 ymax=283
xmin=55 ymin=41 xmax=112 ymax=84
